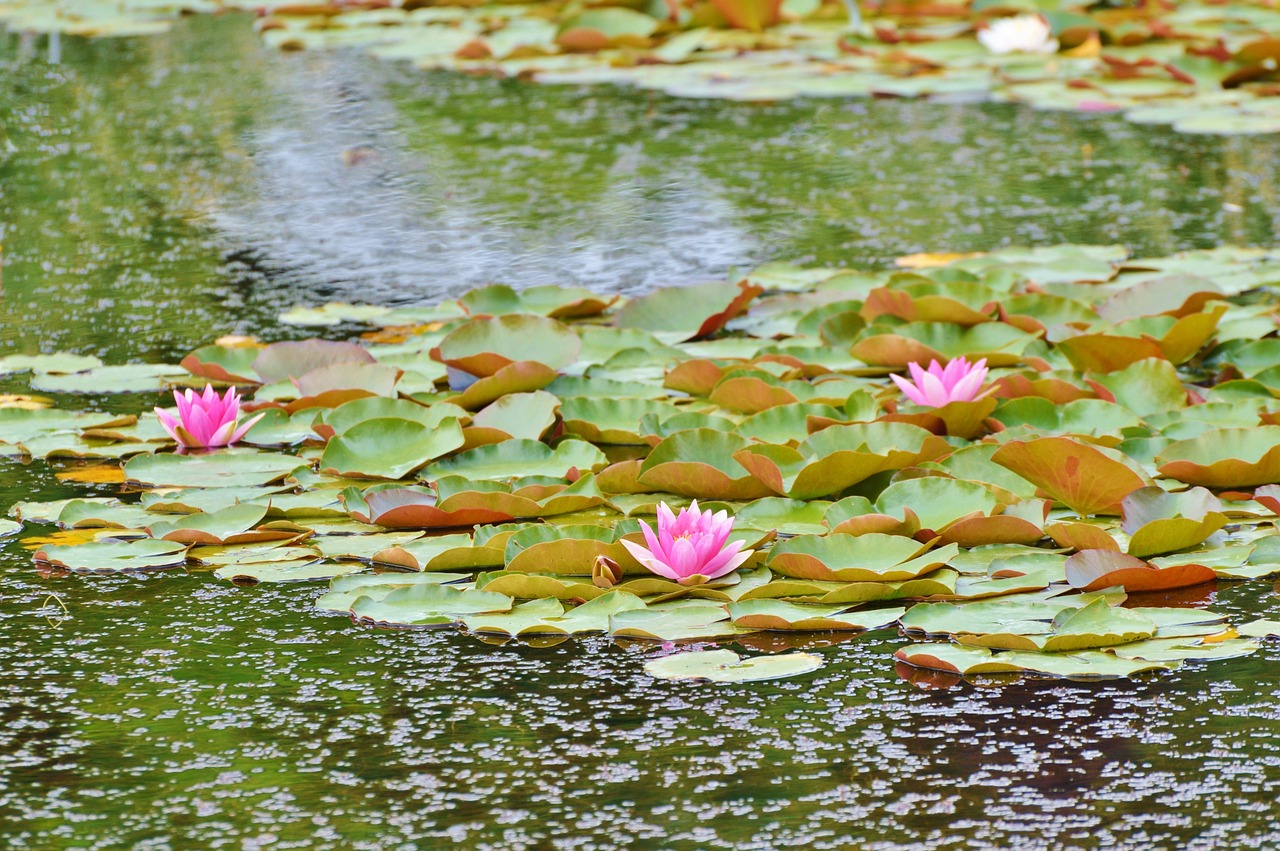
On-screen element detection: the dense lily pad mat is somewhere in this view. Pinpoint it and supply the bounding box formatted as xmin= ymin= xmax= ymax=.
xmin=5 ymin=1 xmax=1280 ymax=135
xmin=8 ymin=242 xmax=1280 ymax=683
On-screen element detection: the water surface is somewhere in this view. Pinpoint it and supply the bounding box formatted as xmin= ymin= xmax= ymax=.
xmin=2 ymin=14 xmax=1280 ymax=850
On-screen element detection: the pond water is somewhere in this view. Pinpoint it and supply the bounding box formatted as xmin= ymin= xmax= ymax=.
xmin=2 ymin=13 xmax=1280 ymax=850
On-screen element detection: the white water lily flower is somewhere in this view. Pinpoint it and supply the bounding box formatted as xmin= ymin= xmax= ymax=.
xmin=978 ymin=14 xmax=1058 ymax=55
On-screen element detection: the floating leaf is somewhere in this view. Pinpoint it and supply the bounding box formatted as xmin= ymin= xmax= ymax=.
xmin=58 ymin=499 xmax=153 ymax=530
xmin=470 ymin=391 xmax=560 ymax=441
xmin=615 ymin=280 xmax=763 ymax=342
xmin=728 ymin=601 xmax=905 ymax=632
xmin=320 ymin=417 xmax=464 ymax=480
xmin=1120 ymin=486 xmax=1227 ymax=558
xmin=1238 ymin=620 xmax=1280 ymax=639
xmin=1109 ymin=637 xmax=1260 ymax=663
xmin=561 ymin=397 xmax=679 ymax=445
xmin=351 ymin=583 xmax=513 ymax=628
xmin=464 ymin=591 xmax=646 ymax=636
xmin=252 ymin=339 xmax=375 ymax=383
xmin=34 ymin=538 xmax=189 ymax=574
xmin=0 ymin=353 xmax=105 ymax=376
xmin=610 ymin=602 xmax=752 ymax=641
xmin=904 ymin=597 xmax=1157 ymax=652
xmin=315 ymin=572 xmax=471 ymax=614
xmin=434 ymin=315 xmax=580 ymax=376
xmin=894 ymin=643 xmax=1174 ymax=680
xmin=1064 ymin=549 xmax=1216 ymax=593
xmin=179 ymin=345 xmax=262 ymax=383
xmin=734 ymin=423 xmax=949 ymax=500
xmin=291 ymin=362 xmax=402 ymax=404
xmin=852 ymin=322 xmax=1039 ymax=368
xmin=426 ymin=438 xmax=606 ymax=481
xmin=644 ymin=649 xmax=822 ymax=682
xmin=147 ymin=503 xmax=300 ymax=546
xmin=637 ymin=429 xmax=774 ymax=501
xmin=767 ymin=534 xmax=958 ymax=582
xmin=1157 ymin=427 xmax=1280 ymax=488
xmin=991 ymin=437 xmax=1148 ymax=516
xmin=31 ymin=363 xmax=188 ymax=394
xmin=459 ymin=284 xmax=617 ymax=319
xmin=123 ymin=451 xmax=307 ymax=489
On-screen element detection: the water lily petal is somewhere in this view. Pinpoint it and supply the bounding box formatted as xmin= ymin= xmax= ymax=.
xmin=154 ymin=408 xmax=183 ymax=443
xmin=701 ymin=546 xmax=753 ymax=581
xmin=229 ymin=412 xmax=267 ymax=444
xmin=918 ymin=371 xmax=952 ymax=407
xmin=699 ymin=539 xmax=747 ymax=575
xmin=621 ymin=538 xmax=681 ymax=581
xmin=891 ymin=373 xmax=929 ymax=406
xmin=667 ymin=537 xmax=701 ymax=578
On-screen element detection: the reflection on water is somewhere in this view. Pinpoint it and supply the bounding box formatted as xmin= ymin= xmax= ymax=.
xmin=3 ymin=14 xmax=1280 ymax=363
xmin=2 ymin=14 xmax=1280 ymax=849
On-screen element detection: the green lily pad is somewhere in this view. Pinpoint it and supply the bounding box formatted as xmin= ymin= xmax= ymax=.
xmin=426 ymin=439 xmax=606 ymax=481
xmin=1064 ymin=549 xmax=1217 ymax=593
xmin=146 ymin=503 xmax=294 ymax=545
xmin=124 ymin=451 xmax=307 ymax=489
xmin=734 ymin=423 xmax=949 ymax=500
xmin=434 ymin=315 xmax=581 ymax=376
xmin=311 ymin=532 xmax=426 ymax=562
xmin=320 ymin=417 xmax=465 ymax=479
xmin=315 ymin=396 xmax=466 ymax=439
xmin=213 ymin=556 xmax=353 ymax=586
xmin=30 ymin=363 xmax=188 ymax=394
xmin=609 ymin=600 xmax=751 ymax=641
xmin=644 ymin=649 xmax=823 ymax=683
xmin=894 ymin=643 xmax=1175 ymax=680
xmin=903 ymin=597 xmax=1157 ymax=652
xmin=560 ymin=396 xmax=680 ymax=445
xmin=727 ymin=601 xmax=906 ymax=632
xmin=1120 ymin=486 xmax=1228 ymax=558
xmin=738 ymin=569 xmax=960 ymax=605
xmin=179 ymin=345 xmax=262 ymax=383
xmin=732 ymin=498 xmax=830 ymax=536
xmin=1157 ymin=427 xmax=1280 ymax=488
xmin=1109 ymin=637 xmax=1260 ymax=663
xmin=350 ymin=583 xmax=513 ymax=628
xmin=315 ymin=572 xmax=471 ymax=614
xmin=1238 ymin=619 xmax=1280 ymax=639
xmin=34 ymin=538 xmax=189 ymax=574
xmin=463 ymin=591 xmax=646 ymax=636
xmin=58 ymin=499 xmax=154 ymax=530
xmin=470 ymin=391 xmax=561 ymax=441
xmin=852 ymin=321 xmax=1039 ymax=368
xmin=615 ymin=280 xmax=763 ymax=342
xmin=0 ymin=352 xmax=103 ymax=375
xmin=767 ymin=534 xmax=959 ymax=582
xmin=637 ymin=429 xmax=774 ymax=501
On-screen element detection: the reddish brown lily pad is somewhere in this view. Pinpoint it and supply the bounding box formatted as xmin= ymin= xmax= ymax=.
xmin=1064 ymin=548 xmax=1216 ymax=592
xmin=991 ymin=437 xmax=1148 ymax=516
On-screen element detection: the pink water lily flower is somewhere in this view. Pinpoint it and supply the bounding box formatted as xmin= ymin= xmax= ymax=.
xmin=621 ymin=500 xmax=753 ymax=586
xmin=891 ymin=357 xmax=989 ymax=408
xmin=154 ymin=385 xmax=264 ymax=449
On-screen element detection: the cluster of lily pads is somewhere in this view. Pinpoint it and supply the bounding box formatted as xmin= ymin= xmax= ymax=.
xmin=6 ymin=1 xmax=1280 ymax=135
xmin=6 ymin=243 xmax=1280 ymax=682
